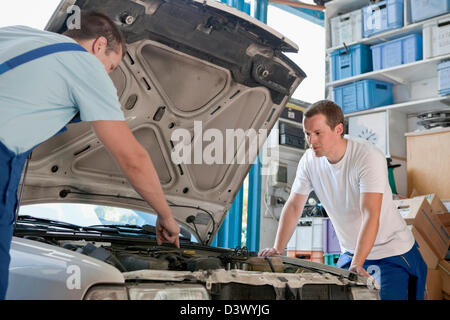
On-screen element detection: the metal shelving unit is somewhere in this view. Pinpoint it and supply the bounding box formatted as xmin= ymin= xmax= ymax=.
xmin=325 ymin=0 xmax=450 ymax=118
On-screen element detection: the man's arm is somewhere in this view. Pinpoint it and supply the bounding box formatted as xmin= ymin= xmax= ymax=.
xmin=350 ymin=192 xmax=383 ymax=276
xmin=91 ymin=120 xmax=180 ymax=247
xmin=259 ymin=192 xmax=308 ymax=256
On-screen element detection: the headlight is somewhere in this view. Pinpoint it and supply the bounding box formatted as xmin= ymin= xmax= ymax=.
xmin=84 ymin=285 xmax=128 ymax=300
xmin=350 ymin=286 xmax=379 ymax=300
xmin=128 ymin=283 xmax=209 ymax=300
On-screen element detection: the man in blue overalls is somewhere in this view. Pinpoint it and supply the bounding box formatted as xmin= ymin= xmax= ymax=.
xmin=0 ymin=11 xmax=181 ymax=299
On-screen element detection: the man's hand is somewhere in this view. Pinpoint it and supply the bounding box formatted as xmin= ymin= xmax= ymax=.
xmin=156 ymin=216 xmax=180 ymax=248
xmin=258 ymin=248 xmax=281 ymax=257
xmin=349 ymin=264 xmax=371 ymax=277
xmin=349 ymin=264 xmax=380 ymax=291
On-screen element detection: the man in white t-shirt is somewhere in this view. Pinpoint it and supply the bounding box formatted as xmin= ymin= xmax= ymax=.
xmin=259 ymin=100 xmax=427 ymax=300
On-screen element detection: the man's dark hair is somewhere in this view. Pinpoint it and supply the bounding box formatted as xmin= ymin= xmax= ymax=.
xmin=304 ymin=100 xmax=344 ymax=136
xmin=63 ymin=11 xmax=126 ymax=57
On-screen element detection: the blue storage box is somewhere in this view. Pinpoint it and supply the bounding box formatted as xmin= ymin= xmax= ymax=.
xmin=371 ymin=34 xmax=423 ymax=70
xmin=438 ymin=60 xmax=450 ymax=95
xmin=363 ymin=0 xmax=404 ymax=38
xmin=333 ymin=80 xmax=394 ymax=114
xmin=411 ymin=0 xmax=450 ymax=23
xmin=330 ymin=44 xmax=372 ymax=81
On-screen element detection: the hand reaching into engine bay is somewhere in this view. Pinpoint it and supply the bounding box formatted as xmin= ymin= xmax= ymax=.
xmin=156 ymin=216 xmax=180 ymax=248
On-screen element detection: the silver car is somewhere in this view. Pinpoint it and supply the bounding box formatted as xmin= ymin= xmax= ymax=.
xmin=7 ymin=0 xmax=378 ymax=300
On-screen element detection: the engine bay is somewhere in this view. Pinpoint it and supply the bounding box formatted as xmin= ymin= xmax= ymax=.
xmin=57 ymin=239 xmax=298 ymax=274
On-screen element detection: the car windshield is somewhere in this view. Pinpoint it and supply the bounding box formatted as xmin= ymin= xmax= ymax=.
xmin=18 ymin=203 xmax=197 ymax=242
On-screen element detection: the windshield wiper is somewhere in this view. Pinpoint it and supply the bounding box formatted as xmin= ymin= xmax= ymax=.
xmin=16 ymin=216 xmax=122 ymax=234
xmin=16 ymin=215 xmax=88 ymax=231
xmin=87 ymin=224 xmax=192 ymax=241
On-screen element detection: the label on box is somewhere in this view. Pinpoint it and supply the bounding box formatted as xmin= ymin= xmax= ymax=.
xmin=438 ymin=24 xmax=450 ymax=56
xmin=398 ymin=208 xmax=410 ymax=219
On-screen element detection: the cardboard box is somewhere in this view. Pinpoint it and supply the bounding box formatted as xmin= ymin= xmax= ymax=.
xmin=409 ymin=191 xmax=448 ymax=214
xmin=411 ymin=226 xmax=440 ymax=269
xmin=420 ymin=194 xmax=448 ymax=215
xmin=395 ymin=197 xmax=426 ymax=224
xmin=395 ymin=198 xmax=450 ymax=259
xmin=437 ymin=213 xmax=450 ymax=235
xmin=438 ymin=260 xmax=450 ymax=295
xmin=426 ymin=268 xmax=443 ymax=300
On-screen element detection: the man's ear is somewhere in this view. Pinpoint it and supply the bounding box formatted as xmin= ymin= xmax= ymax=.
xmin=92 ymin=36 xmax=108 ymax=54
xmin=335 ymin=123 xmax=344 ymax=136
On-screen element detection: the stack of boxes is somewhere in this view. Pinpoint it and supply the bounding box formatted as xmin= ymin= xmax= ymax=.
xmin=394 ymin=193 xmax=450 ymax=300
xmin=330 ymin=0 xmax=450 ymax=114
xmin=278 ymin=104 xmax=305 ymax=150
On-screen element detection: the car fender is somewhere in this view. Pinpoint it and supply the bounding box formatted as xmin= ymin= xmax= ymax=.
xmin=6 ymin=236 xmax=124 ymax=300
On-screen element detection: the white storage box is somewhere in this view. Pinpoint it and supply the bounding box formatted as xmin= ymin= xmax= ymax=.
xmin=330 ymin=9 xmax=363 ymax=48
xmin=423 ymin=17 xmax=450 ymax=59
xmin=286 ymin=217 xmax=326 ymax=251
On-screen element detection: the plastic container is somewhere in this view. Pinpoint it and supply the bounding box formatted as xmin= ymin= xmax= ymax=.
xmin=423 ymin=17 xmax=450 ymax=59
xmin=363 ymin=0 xmax=404 ymax=38
xmin=330 ymin=44 xmax=372 ymax=81
xmin=371 ymin=34 xmax=423 ymax=70
xmin=286 ymin=217 xmax=326 ymax=252
xmin=333 ymin=80 xmax=394 ymax=114
xmin=330 ymin=9 xmax=363 ymax=47
xmin=286 ymin=250 xmax=325 ymax=264
xmin=411 ymin=0 xmax=450 ymax=23
xmin=279 ymin=134 xmax=306 ymax=149
xmin=322 ymin=218 xmax=341 ymax=254
xmin=438 ymin=60 xmax=450 ymax=95
xmin=323 ymin=253 xmax=340 ymax=267
xmin=280 ymin=105 xmax=303 ymax=123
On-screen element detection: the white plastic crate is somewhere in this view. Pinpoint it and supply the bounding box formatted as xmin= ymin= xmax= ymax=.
xmin=286 ymin=217 xmax=326 ymax=251
xmin=330 ymin=9 xmax=363 ymax=48
xmin=423 ymin=17 xmax=450 ymax=59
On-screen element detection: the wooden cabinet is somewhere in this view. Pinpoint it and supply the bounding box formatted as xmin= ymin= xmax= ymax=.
xmin=406 ymin=128 xmax=450 ymax=200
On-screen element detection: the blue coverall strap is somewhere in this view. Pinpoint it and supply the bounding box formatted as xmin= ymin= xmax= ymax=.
xmin=0 ymin=42 xmax=87 ymax=76
xmin=0 ymin=144 xmax=32 ymax=207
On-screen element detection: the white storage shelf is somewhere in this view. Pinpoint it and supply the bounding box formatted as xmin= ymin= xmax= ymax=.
xmin=326 ymin=12 xmax=450 ymax=54
xmin=325 ymin=0 xmax=450 ymax=118
xmin=343 ymin=96 xmax=450 ymax=117
xmin=326 ymin=0 xmax=450 ymax=52
xmin=327 ymin=53 xmax=450 ymax=87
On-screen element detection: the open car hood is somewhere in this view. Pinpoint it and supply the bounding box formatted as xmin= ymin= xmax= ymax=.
xmin=20 ymin=0 xmax=306 ymax=244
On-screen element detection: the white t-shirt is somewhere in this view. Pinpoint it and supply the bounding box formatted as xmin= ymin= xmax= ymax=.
xmin=292 ymin=136 xmax=415 ymax=260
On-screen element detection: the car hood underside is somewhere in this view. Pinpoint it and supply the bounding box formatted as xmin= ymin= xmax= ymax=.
xmin=20 ymin=0 xmax=306 ymax=243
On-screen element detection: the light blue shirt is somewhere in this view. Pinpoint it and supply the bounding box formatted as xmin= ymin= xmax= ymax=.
xmin=0 ymin=25 xmax=125 ymax=155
